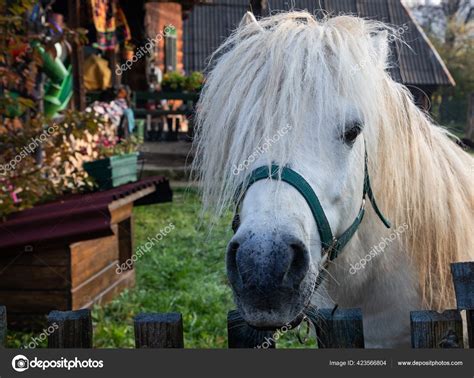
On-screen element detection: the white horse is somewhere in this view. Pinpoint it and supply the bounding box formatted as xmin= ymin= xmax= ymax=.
xmin=192 ymin=11 xmax=474 ymax=348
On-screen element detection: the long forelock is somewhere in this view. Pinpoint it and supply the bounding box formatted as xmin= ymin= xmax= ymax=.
xmin=193 ymin=11 xmax=395 ymax=216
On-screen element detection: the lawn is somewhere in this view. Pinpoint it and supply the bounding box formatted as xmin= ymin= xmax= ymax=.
xmin=7 ymin=187 xmax=308 ymax=348
xmin=92 ymin=187 xmax=234 ymax=348
xmin=91 ymin=187 xmax=308 ymax=348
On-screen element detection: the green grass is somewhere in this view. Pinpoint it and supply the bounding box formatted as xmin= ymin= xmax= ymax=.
xmin=7 ymin=187 xmax=311 ymax=348
xmin=91 ymin=188 xmax=311 ymax=348
xmin=92 ymin=188 xmax=234 ymax=348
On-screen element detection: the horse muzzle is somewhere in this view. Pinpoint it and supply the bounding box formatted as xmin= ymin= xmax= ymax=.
xmin=226 ymin=231 xmax=313 ymax=328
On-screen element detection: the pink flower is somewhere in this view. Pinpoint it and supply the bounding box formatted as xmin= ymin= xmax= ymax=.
xmin=7 ymin=184 xmax=20 ymax=204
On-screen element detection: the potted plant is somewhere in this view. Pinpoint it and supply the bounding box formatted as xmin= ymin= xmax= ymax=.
xmin=184 ymin=71 xmax=204 ymax=92
xmin=83 ymin=135 xmax=140 ymax=191
xmin=161 ymin=71 xmax=186 ymax=92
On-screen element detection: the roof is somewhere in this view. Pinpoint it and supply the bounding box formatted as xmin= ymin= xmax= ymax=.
xmin=0 ymin=176 xmax=172 ymax=252
xmin=183 ymin=0 xmax=454 ymax=86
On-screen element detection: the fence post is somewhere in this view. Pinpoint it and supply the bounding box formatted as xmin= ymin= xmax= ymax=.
xmin=227 ymin=310 xmax=276 ymax=348
xmin=0 ymin=306 xmax=6 ymax=347
xmin=47 ymin=309 xmax=92 ymax=348
xmin=311 ymin=307 xmax=364 ymax=348
xmin=134 ymin=313 xmax=184 ymax=348
xmin=410 ymin=310 xmax=463 ymax=348
xmin=451 ymin=262 xmax=474 ymax=348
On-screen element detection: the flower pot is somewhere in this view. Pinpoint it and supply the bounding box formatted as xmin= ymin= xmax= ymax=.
xmin=83 ymin=152 xmax=138 ymax=190
xmin=161 ymin=84 xmax=182 ymax=92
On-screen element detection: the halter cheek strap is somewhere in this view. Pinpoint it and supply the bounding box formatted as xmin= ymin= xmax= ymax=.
xmin=232 ymin=149 xmax=391 ymax=262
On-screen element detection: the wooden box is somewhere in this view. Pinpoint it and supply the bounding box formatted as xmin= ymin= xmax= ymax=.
xmin=0 ymin=211 xmax=136 ymax=329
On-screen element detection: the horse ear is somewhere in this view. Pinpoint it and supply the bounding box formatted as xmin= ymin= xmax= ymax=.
xmin=239 ymin=11 xmax=264 ymax=32
xmin=370 ymin=30 xmax=389 ymax=67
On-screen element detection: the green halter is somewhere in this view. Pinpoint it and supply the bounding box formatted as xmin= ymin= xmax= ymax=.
xmin=232 ymin=149 xmax=391 ymax=262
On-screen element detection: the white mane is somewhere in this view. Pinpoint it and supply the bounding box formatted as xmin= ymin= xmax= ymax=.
xmin=192 ymin=11 xmax=474 ymax=310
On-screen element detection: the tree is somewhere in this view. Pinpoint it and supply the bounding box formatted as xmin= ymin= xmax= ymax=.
xmin=425 ymin=1 xmax=474 ymax=136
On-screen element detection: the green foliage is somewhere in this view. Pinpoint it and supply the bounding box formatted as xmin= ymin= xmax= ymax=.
xmin=430 ymin=19 xmax=474 ymax=130
xmin=90 ymin=188 xmax=234 ymax=348
xmin=184 ymin=71 xmax=204 ymax=92
xmin=97 ymin=135 xmax=141 ymax=158
xmin=0 ymin=113 xmax=94 ymax=219
xmin=0 ymin=109 xmax=133 ymax=218
xmin=162 ymin=71 xmax=186 ymax=91
xmin=0 ymin=0 xmax=131 ymax=218
xmin=162 ymin=71 xmax=204 ymax=92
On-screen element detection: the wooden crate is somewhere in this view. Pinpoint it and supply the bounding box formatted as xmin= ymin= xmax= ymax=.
xmin=0 ymin=206 xmax=136 ymax=329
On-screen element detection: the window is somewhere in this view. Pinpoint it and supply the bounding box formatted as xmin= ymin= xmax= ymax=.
xmin=165 ymin=25 xmax=177 ymax=72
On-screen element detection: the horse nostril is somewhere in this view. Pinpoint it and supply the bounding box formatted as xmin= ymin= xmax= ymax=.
xmin=284 ymin=240 xmax=310 ymax=289
xmin=226 ymin=241 xmax=242 ymax=289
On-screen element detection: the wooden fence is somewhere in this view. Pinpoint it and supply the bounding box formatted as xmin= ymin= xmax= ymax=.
xmin=0 ymin=262 xmax=472 ymax=349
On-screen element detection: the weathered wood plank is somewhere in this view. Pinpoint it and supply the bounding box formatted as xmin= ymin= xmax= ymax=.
xmin=0 ymin=306 xmax=6 ymax=347
xmin=451 ymin=262 xmax=474 ymax=309
xmin=410 ymin=310 xmax=463 ymax=348
xmin=227 ymin=310 xmax=276 ymax=348
xmin=451 ymin=262 xmax=474 ymax=348
xmin=0 ymin=265 xmax=70 ymax=290
xmin=312 ymin=308 xmax=364 ymax=348
xmin=70 ymin=226 xmax=119 ymax=287
xmin=134 ymin=313 xmax=184 ymax=348
xmin=117 ymin=217 xmax=134 ymax=266
xmin=0 ymin=244 xmax=70 ymax=266
xmin=467 ymin=309 xmax=474 ymax=349
xmin=47 ymin=309 xmax=92 ymax=348
xmin=73 ymin=269 xmax=135 ymax=310
xmin=0 ymin=290 xmax=69 ymax=312
xmin=71 ymin=261 xmax=123 ymax=309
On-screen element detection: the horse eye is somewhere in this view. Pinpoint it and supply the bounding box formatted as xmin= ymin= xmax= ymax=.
xmin=342 ymin=122 xmax=363 ymax=145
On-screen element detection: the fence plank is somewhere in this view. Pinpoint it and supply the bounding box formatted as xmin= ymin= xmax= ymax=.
xmin=0 ymin=306 xmax=6 ymax=347
xmin=410 ymin=310 xmax=463 ymax=348
xmin=227 ymin=310 xmax=276 ymax=348
xmin=451 ymin=262 xmax=474 ymax=309
xmin=47 ymin=309 xmax=92 ymax=348
xmin=467 ymin=310 xmax=474 ymax=348
xmin=134 ymin=313 xmax=184 ymax=348
xmin=311 ymin=308 xmax=364 ymax=348
xmin=451 ymin=262 xmax=474 ymax=348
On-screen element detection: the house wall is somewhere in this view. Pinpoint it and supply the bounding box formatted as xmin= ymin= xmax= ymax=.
xmin=145 ymin=2 xmax=184 ymax=73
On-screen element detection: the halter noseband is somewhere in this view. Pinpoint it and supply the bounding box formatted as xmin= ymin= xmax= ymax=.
xmin=232 ymin=149 xmax=391 ymax=264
